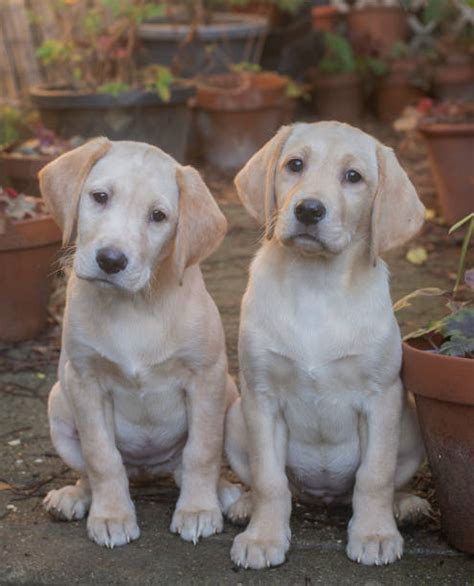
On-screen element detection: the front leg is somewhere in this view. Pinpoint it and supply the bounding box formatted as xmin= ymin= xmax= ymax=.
xmin=65 ymin=362 xmax=139 ymax=548
xmin=347 ymin=379 xmax=404 ymax=565
xmin=170 ymin=357 xmax=227 ymax=543
xmin=231 ymin=376 xmax=291 ymax=570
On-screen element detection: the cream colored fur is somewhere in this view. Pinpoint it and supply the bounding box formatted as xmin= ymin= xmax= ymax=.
xmin=40 ymin=139 xmax=239 ymax=548
xmin=225 ymin=121 xmax=428 ymax=569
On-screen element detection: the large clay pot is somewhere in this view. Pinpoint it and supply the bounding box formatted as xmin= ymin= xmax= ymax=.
xmin=30 ymin=86 xmax=194 ymax=163
xmin=193 ymin=72 xmax=293 ymax=171
xmin=347 ymin=6 xmax=409 ymax=55
xmin=418 ymin=122 xmax=474 ymax=224
xmin=312 ymin=72 xmax=364 ymax=124
xmin=433 ymin=61 xmax=474 ymax=101
xmin=0 ymin=213 xmax=61 ymax=342
xmin=402 ymin=338 xmax=474 ymax=554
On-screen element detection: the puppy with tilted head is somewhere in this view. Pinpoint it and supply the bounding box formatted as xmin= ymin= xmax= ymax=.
xmin=40 ymin=138 xmax=240 ymax=548
xmin=225 ymin=122 xmax=429 ymax=569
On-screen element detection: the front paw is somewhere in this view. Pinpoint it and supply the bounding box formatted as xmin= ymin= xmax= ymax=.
xmin=170 ymin=506 xmax=223 ymax=543
xmin=87 ymin=506 xmax=140 ymax=548
xmin=231 ymin=527 xmax=290 ymax=569
xmin=347 ymin=517 xmax=403 ymax=565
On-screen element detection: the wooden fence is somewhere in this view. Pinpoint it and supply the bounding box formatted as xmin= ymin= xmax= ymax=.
xmin=0 ymin=0 xmax=84 ymax=103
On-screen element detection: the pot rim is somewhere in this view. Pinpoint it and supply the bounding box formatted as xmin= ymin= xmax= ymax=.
xmin=139 ymin=12 xmax=268 ymax=41
xmin=418 ymin=121 xmax=474 ymax=136
xmin=30 ymin=85 xmax=195 ymax=109
xmin=0 ymin=214 xmax=62 ymax=251
xmin=402 ymin=339 xmax=474 ymax=406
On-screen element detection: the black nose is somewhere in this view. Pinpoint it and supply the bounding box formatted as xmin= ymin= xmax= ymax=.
xmin=96 ymin=247 xmax=128 ymax=274
xmin=294 ymin=198 xmax=326 ymax=225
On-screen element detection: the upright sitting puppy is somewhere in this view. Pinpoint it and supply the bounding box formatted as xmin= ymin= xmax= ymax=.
xmin=225 ymin=122 xmax=428 ymax=568
xmin=40 ymin=138 xmax=238 ymax=547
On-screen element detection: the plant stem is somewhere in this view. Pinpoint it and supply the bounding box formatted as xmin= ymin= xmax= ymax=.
xmin=454 ymin=215 xmax=474 ymax=294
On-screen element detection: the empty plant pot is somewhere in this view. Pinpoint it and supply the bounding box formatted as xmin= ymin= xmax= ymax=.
xmin=403 ymin=338 xmax=474 ymax=554
xmin=418 ymin=122 xmax=474 ymax=224
xmin=194 ymin=72 xmax=293 ymax=171
xmin=312 ymin=72 xmax=364 ymax=124
xmin=347 ymin=6 xmax=409 ymax=55
xmin=311 ymin=5 xmax=340 ymax=32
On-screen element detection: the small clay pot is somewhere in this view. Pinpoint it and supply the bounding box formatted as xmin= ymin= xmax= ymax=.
xmin=403 ymin=338 xmax=474 ymax=554
xmin=312 ymin=72 xmax=364 ymax=124
xmin=0 ymin=144 xmax=53 ymax=196
xmin=418 ymin=122 xmax=474 ymax=224
xmin=433 ymin=61 xmax=474 ymax=100
xmin=194 ymin=72 xmax=293 ymax=171
xmin=311 ymin=5 xmax=340 ymax=32
xmin=0 ymin=213 xmax=61 ymax=342
xmin=347 ymin=6 xmax=409 ymax=55
xmin=375 ymin=61 xmax=426 ymax=122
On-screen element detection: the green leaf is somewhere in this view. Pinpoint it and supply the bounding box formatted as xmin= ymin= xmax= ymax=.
xmin=97 ymin=82 xmax=131 ymax=97
xmin=441 ymin=307 xmax=474 ymax=340
xmin=439 ymin=335 xmax=474 ymax=357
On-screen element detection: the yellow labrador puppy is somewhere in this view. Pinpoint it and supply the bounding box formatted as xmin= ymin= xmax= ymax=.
xmin=40 ymin=138 xmax=239 ymax=548
xmin=225 ymin=122 xmax=428 ymax=568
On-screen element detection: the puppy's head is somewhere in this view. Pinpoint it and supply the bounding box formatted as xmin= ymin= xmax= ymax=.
xmin=40 ymin=139 xmax=226 ymax=292
xmin=235 ymin=122 xmax=425 ymax=261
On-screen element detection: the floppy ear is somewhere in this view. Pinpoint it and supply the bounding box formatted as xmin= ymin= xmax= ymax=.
xmin=370 ymin=144 xmax=425 ymax=264
xmin=39 ymin=137 xmax=111 ymax=245
xmin=234 ymin=125 xmax=293 ymax=239
xmin=174 ymin=166 xmax=227 ymax=283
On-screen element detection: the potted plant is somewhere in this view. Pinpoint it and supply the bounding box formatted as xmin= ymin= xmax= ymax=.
xmin=1 ymin=128 xmax=82 ymax=196
xmin=0 ymin=187 xmax=61 ymax=342
xmin=192 ymin=63 xmax=298 ymax=171
xmin=308 ymin=32 xmax=365 ymax=124
xmin=372 ymin=42 xmax=429 ymax=122
xmin=138 ymin=0 xmax=269 ymax=77
xmin=426 ymin=0 xmax=474 ymax=99
xmin=400 ymin=212 xmax=474 ymax=554
xmin=417 ymin=99 xmax=474 ymax=224
xmin=345 ymin=0 xmax=410 ymax=55
xmin=30 ymin=0 xmax=194 ymax=162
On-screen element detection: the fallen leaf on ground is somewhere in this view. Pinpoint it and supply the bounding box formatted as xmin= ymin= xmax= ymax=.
xmin=406 ymin=246 xmax=428 ymax=266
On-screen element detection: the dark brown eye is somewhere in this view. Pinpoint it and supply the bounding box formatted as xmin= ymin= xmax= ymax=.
xmin=92 ymin=191 xmax=108 ymax=205
xmin=286 ymin=158 xmax=304 ymax=173
xmin=345 ymin=169 xmax=362 ymax=184
xmin=151 ymin=209 xmax=166 ymax=223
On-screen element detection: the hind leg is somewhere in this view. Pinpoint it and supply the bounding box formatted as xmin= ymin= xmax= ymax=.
xmin=43 ymin=382 xmax=91 ymax=521
xmin=393 ymin=395 xmax=430 ymax=524
xmin=224 ymin=397 xmax=253 ymax=525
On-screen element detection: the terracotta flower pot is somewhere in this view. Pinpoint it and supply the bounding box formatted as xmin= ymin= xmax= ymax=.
xmin=311 ymin=5 xmax=340 ymax=32
xmin=0 ymin=144 xmax=53 ymax=196
xmin=312 ymin=72 xmax=364 ymax=124
xmin=193 ymin=72 xmax=293 ymax=171
xmin=347 ymin=6 xmax=409 ymax=55
xmin=402 ymin=338 xmax=474 ymax=554
xmin=375 ymin=61 xmax=426 ymax=122
xmin=0 ymin=213 xmax=61 ymax=342
xmin=418 ymin=122 xmax=474 ymax=224
xmin=433 ymin=62 xmax=474 ymax=101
